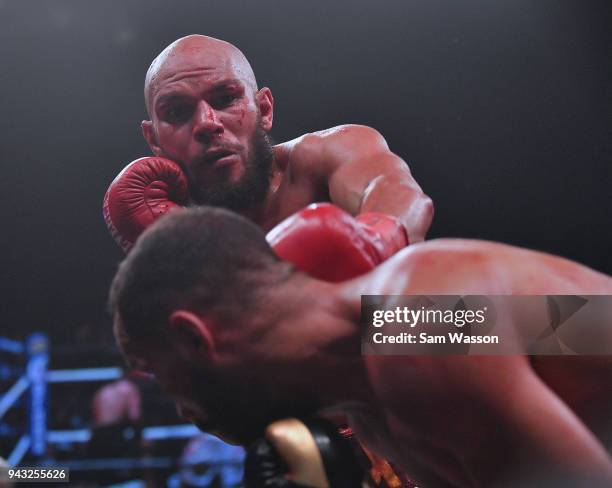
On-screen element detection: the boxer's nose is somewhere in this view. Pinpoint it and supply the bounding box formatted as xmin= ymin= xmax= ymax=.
xmin=193 ymin=100 xmax=223 ymax=142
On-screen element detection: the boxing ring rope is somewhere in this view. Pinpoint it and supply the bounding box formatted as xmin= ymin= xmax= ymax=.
xmin=0 ymin=338 xmax=24 ymax=355
xmin=46 ymin=424 xmax=199 ymax=444
xmin=0 ymin=377 xmax=29 ymax=420
xmin=0 ymin=333 xmax=48 ymax=466
xmin=47 ymin=367 xmax=123 ymax=383
xmin=1 ymin=332 xmax=206 ymax=471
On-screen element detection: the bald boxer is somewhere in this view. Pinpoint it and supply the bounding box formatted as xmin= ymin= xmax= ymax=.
xmin=104 ymin=34 xmax=432 ymax=255
xmin=109 ymin=208 xmax=612 ymax=488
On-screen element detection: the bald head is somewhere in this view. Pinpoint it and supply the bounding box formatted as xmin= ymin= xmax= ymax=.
xmin=144 ymin=35 xmax=258 ymax=116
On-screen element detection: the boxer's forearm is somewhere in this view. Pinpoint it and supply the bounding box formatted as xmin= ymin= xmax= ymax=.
xmin=329 ymin=152 xmax=433 ymax=243
xmin=358 ymin=171 xmax=433 ymax=243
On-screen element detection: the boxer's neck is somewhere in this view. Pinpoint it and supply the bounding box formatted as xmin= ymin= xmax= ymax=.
xmin=238 ymin=166 xmax=283 ymax=230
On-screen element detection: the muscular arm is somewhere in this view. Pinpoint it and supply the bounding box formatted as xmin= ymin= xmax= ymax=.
xmin=355 ymin=240 xmax=612 ymax=486
xmin=366 ymin=355 xmax=612 ymax=487
xmin=294 ymin=125 xmax=433 ymax=242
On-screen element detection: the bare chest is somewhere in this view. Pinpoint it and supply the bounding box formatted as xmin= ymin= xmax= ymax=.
xmin=257 ymin=165 xmax=330 ymax=231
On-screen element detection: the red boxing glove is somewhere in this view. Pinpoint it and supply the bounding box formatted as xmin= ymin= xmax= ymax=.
xmin=266 ymin=203 xmax=408 ymax=282
xmin=103 ymin=157 xmax=189 ymax=252
xmin=355 ymin=212 xmax=409 ymax=261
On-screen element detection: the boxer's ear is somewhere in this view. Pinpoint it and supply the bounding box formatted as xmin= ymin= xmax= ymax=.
xmin=168 ymin=310 xmax=215 ymax=365
xmin=141 ymin=120 xmax=164 ymax=157
xmin=256 ymin=87 xmax=274 ymax=131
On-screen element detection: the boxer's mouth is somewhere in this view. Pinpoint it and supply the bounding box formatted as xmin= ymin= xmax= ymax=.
xmin=202 ymin=148 xmax=235 ymax=164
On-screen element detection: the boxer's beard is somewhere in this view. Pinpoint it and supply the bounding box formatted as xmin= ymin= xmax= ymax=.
xmin=190 ymin=123 xmax=274 ymax=211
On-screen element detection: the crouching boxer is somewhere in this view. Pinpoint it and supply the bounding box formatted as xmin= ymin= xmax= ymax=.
xmin=109 ymin=207 xmax=612 ymax=488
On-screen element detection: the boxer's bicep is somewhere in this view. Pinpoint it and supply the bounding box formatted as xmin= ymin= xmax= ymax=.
xmin=318 ymin=125 xmax=403 ymax=209
xmin=328 ymin=151 xmax=414 ymax=213
xmin=291 ymin=125 xmax=432 ymax=240
xmin=321 ymin=126 xmax=432 ymax=242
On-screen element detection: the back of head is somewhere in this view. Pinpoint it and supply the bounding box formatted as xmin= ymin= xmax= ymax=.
xmin=109 ymin=207 xmax=280 ymax=341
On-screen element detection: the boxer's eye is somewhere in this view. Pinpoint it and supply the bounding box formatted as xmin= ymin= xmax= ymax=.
xmin=212 ymin=94 xmax=238 ymax=109
xmin=164 ymin=104 xmax=193 ymax=124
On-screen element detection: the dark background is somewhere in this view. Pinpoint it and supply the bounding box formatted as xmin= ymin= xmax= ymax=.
xmin=1 ymin=0 xmax=610 ymax=344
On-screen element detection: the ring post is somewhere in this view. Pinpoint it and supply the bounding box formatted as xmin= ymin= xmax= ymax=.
xmin=26 ymin=333 xmax=48 ymax=457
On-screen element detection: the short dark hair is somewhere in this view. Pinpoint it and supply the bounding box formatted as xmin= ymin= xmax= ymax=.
xmin=109 ymin=207 xmax=282 ymax=341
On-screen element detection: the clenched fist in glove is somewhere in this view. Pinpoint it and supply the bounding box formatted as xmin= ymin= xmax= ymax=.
xmin=244 ymin=418 xmax=368 ymax=488
xmin=266 ymin=203 xmax=409 ymax=282
xmin=103 ymin=157 xmax=189 ymax=252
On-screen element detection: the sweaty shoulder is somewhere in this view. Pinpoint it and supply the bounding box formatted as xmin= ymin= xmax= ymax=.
xmin=275 ymin=125 xmax=389 ymax=180
xmin=345 ymin=238 xmax=612 ymax=297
